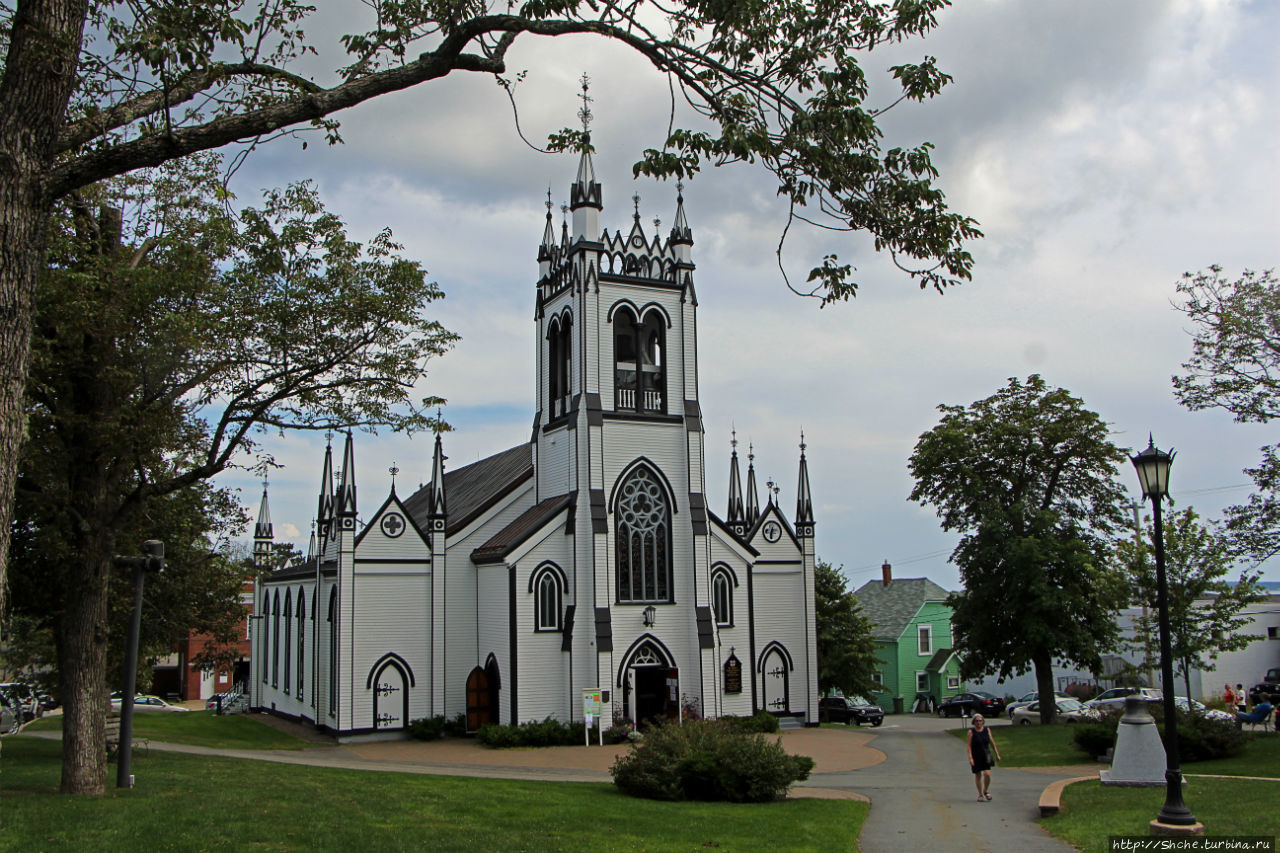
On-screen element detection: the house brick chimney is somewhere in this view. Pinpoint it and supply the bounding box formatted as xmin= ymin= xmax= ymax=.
xmin=882 ymin=561 xmax=892 ymax=587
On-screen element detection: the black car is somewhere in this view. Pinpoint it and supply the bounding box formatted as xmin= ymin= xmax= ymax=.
xmin=819 ymin=695 xmax=884 ymax=726
xmin=937 ymin=691 xmax=1005 ymax=718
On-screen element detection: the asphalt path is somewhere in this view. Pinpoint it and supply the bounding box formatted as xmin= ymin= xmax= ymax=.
xmin=803 ymin=714 xmax=1089 ymax=853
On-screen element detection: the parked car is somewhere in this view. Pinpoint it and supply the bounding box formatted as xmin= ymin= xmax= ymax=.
xmin=109 ymin=693 xmax=189 ymax=712
xmin=1248 ymin=668 xmax=1280 ymax=706
xmin=1086 ymin=686 xmax=1162 ymax=711
xmin=0 ymin=683 xmax=41 ymax=722
xmin=1005 ymin=691 xmax=1071 ymax=719
xmin=1 ymin=696 xmax=21 ymax=735
xmin=1011 ymin=698 xmax=1101 ymax=725
xmin=937 ymin=691 xmax=1005 ymax=718
xmin=819 ymin=695 xmax=884 ymax=726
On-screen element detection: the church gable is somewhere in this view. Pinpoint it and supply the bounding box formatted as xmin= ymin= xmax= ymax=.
xmin=748 ymin=503 xmax=802 ymax=560
xmin=353 ymin=492 xmax=430 ymax=562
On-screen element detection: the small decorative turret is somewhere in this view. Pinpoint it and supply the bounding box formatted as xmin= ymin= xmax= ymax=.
xmin=795 ymin=432 xmax=814 ymax=538
xmin=538 ymin=190 xmax=556 ymax=278
xmin=569 ymin=74 xmax=602 ymax=239
xmin=727 ymin=430 xmax=745 ymax=535
xmin=335 ymin=430 xmax=357 ymax=530
xmin=316 ymin=437 xmax=335 ymax=545
xmin=746 ymin=443 xmax=760 ymax=526
xmin=306 ymin=520 xmax=318 ymax=560
xmin=253 ymin=482 xmax=274 ymax=571
xmin=670 ymin=182 xmax=692 ymax=252
xmin=427 ymin=425 xmax=447 ymax=531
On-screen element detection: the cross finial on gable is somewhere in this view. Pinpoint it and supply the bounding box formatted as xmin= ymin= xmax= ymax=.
xmin=578 ymin=72 xmax=593 ymax=133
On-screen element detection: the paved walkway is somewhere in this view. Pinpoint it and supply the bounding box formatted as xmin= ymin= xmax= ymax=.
xmin=22 ymin=712 xmax=1098 ymax=851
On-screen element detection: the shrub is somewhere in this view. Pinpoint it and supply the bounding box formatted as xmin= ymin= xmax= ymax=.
xmin=475 ymin=716 xmax=585 ymax=748
xmin=1071 ymin=706 xmax=1247 ymax=762
xmin=603 ymin=720 xmax=636 ymax=744
xmin=407 ymin=716 xmax=447 ymax=741
xmin=611 ymin=719 xmax=814 ymax=803
xmin=443 ymin=713 xmax=468 ymax=737
xmin=720 ymin=710 xmax=781 ymax=734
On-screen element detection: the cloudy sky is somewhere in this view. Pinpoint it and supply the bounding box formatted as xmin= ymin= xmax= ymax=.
xmin=222 ymin=0 xmax=1279 ymax=591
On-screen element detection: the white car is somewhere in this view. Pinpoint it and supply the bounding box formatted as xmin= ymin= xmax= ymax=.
xmin=1087 ymin=687 xmax=1162 ymax=711
xmin=1011 ymin=698 xmax=1101 ymax=725
xmin=1005 ymin=691 xmax=1071 ymax=719
xmin=109 ymin=693 xmax=189 ymax=712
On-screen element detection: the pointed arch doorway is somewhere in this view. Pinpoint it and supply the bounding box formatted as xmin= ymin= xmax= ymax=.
xmin=619 ymin=637 xmax=678 ymax=729
xmin=465 ymin=654 xmax=501 ymax=732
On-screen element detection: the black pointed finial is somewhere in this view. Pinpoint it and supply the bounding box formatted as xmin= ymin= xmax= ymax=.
xmin=800 ymin=430 xmax=807 ymax=455
xmin=545 ymin=188 xmax=553 ymax=214
xmin=632 ymin=192 xmax=641 ymax=221
xmin=653 ymin=217 xmax=661 ymax=231
xmin=748 ymin=442 xmax=754 ymax=463
xmin=731 ymin=428 xmax=738 ymax=452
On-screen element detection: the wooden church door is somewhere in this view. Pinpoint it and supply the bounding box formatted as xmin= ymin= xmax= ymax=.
xmin=465 ymin=667 xmax=490 ymax=732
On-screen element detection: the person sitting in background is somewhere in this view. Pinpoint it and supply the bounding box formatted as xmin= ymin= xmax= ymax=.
xmin=1235 ymin=695 xmax=1275 ymax=730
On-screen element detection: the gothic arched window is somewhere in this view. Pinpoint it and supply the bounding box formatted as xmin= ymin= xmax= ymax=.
xmin=615 ymin=466 xmax=672 ymax=603
xmin=296 ymin=591 xmax=305 ymax=700
xmin=712 ymin=568 xmax=733 ymax=627
xmin=283 ymin=589 xmax=292 ymax=694
xmin=327 ymin=588 xmax=337 ymax=717
xmin=261 ymin=588 xmax=270 ymax=683
xmin=547 ymin=314 xmax=572 ymax=419
xmin=613 ymin=307 xmax=666 ymax=414
xmin=272 ymin=590 xmax=280 ymax=688
xmin=536 ymin=570 xmax=562 ymax=631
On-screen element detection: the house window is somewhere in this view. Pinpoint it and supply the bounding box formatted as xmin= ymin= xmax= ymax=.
xmin=1269 ymin=626 xmax=1278 ymax=640
xmin=613 ymin=307 xmax=666 ymax=414
xmin=547 ymin=314 xmax=572 ymax=419
xmin=947 ymin=675 xmax=960 ymax=690
xmin=872 ymin=671 xmax=884 ymax=686
xmin=534 ymin=568 xmax=563 ymax=631
xmin=615 ymin=466 xmax=672 ymax=603
xmin=918 ymin=625 xmax=932 ymax=655
xmin=916 ymin=671 xmax=929 ymax=693
xmin=712 ymin=568 xmax=733 ymax=626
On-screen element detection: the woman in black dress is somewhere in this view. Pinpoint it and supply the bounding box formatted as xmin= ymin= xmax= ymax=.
xmin=967 ymin=714 xmax=1001 ymax=800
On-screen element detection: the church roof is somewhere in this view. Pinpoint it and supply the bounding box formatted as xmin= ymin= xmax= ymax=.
xmin=403 ymin=442 xmax=533 ymax=536
xmin=470 ymin=494 xmax=572 ymax=564
xmin=852 ymin=577 xmax=952 ymax=641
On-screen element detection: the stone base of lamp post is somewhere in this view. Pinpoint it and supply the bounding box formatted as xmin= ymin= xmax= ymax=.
xmin=1149 ymin=820 xmax=1205 ymax=838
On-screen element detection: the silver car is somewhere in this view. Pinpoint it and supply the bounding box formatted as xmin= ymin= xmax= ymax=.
xmin=1011 ymin=697 xmax=1101 ymax=725
xmin=1086 ymin=687 xmax=1162 ymax=711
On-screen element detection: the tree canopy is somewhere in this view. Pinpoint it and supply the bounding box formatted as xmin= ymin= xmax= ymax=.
xmin=908 ymin=375 xmax=1130 ymax=722
xmin=13 ymin=155 xmax=455 ymax=794
xmin=1115 ymin=506 xmax=1265 ymax=701
xmin=1173 ymin=266 xmax=1280 ymax=560
xmin=814 ymin=559 xmax=881 ymax=699
xmin=0 ymin=0 xmax=979 ymax=630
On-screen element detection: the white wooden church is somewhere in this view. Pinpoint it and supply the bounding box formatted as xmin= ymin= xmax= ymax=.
xmin=250 ymin=136 xmax=818 ymax=737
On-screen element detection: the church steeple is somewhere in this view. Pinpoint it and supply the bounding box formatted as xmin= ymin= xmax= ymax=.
xmin=428 ymin=427 xmax=447 ymax=520
xmin=538 ymin=191 xmax=556 ymax=278
xmin=670 ymin=182 xmax=692 ymax=252
xmin=253 ymin=483 xmax=274 ymax=571
xmin=727 ymin=430 xmax=745 ymax=535
xmin=335 ymin=430 xmax=357 ymax=529
xmin=745 ymin=443 xmax=760 ymax=526
xmin=795 ymin=432 xmax=814 ymax=537
xmin=316 ymin=437 xmax=335 ymax=546
xmin=569 ymin=74 xmax=602 ymax=239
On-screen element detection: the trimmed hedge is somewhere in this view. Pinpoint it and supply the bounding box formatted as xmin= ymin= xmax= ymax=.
xmin=1072 ymin=707 xmax=1248 ymax=762
xmin=476 ymin=716 xmax=586 ymax=748
xmin=407 ymin=713 xmax=468 ymax=741
xmin=611 ymin=718 xmax=814 ymax=802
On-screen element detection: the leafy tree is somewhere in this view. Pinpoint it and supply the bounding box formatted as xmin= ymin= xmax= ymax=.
xmin=1116 ymin=506 xmax=1265 ymax=702
xmin=908 ymin=375 xmax=1131 ymax=722
xmin=14 ymin=155 xmax=455 ymax=793
xmin=1173 ymin=266 xmax=1280 ymax=559
xmin=814 ymin=559 xmax=880 ymax=699
xmin=0 ymin=1 xmax=981 ymax=630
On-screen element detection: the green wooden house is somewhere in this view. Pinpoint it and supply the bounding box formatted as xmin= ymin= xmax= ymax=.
xmin=853 ymin=565 xmax=963 ymax=714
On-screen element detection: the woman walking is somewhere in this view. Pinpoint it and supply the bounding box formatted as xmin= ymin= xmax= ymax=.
xmin=967 ymin=714 xmax=1001 ymax=801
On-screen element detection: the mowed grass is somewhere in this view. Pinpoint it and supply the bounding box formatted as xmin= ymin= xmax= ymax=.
xmin=1041 ymin=776 xmax=1280 ymax=852
xmin=945 ymin=720 xmax=1094 ymax=767
xmin=0 ymin=737 xmax=865 ymax=852
xmin=23 ymin=710 xmax=310 ymax=750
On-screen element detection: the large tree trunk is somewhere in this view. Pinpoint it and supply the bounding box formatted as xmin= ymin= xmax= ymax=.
xmin=57 ymin=540 xmax=113 ymax=794
xmin=0 ymin=0 xmax=91 ymax=620
xmin=1033 ymin=652 xmax=1057 ymax=724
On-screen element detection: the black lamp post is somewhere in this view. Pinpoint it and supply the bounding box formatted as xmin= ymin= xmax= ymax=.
xmin=1130 ymin=437 xmax=1196 ymax=827
xmin=113 ymin=539 xmax=164 ymax=789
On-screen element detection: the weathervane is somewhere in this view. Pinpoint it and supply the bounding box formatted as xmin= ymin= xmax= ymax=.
xmin=731 ymin=427 xmax=738 ymax=452
xmin=545 ymin=188 xmax=553 ymax=214
xmin=388 ymin=463 xmax=400 ymax=487
xmin=577 ymin=73 xmax=593 ymax=133
xmin=632 ymin=192 xmax=641 ymax=221
xmin=800 ymin=430 xmax=806 ymax=454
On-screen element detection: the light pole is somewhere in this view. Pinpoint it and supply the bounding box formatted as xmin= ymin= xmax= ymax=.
xmin=113 ymin=539 xmax=164 ymax=789
xmin=1130 ymin=437 xmax=1196 ymax=828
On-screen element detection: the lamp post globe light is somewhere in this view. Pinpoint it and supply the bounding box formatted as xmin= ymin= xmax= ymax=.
xmin=1130 ymin=437 xmax=1198 ymax=830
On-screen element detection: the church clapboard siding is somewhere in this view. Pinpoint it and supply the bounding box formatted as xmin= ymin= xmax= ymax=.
xmin=250 ymin=135 xmax=818 ymax=739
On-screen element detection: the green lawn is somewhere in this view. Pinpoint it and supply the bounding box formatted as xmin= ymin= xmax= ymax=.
xmin=946 ymin=721 xmax=1095 ymax=767
xmin=23 ymin=710 xmax=310 ymax=750
xmin=0 ymin=737 xmax=864 ymax=852
xmin=1041 ymin=776 xmax=1280 ymax=852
